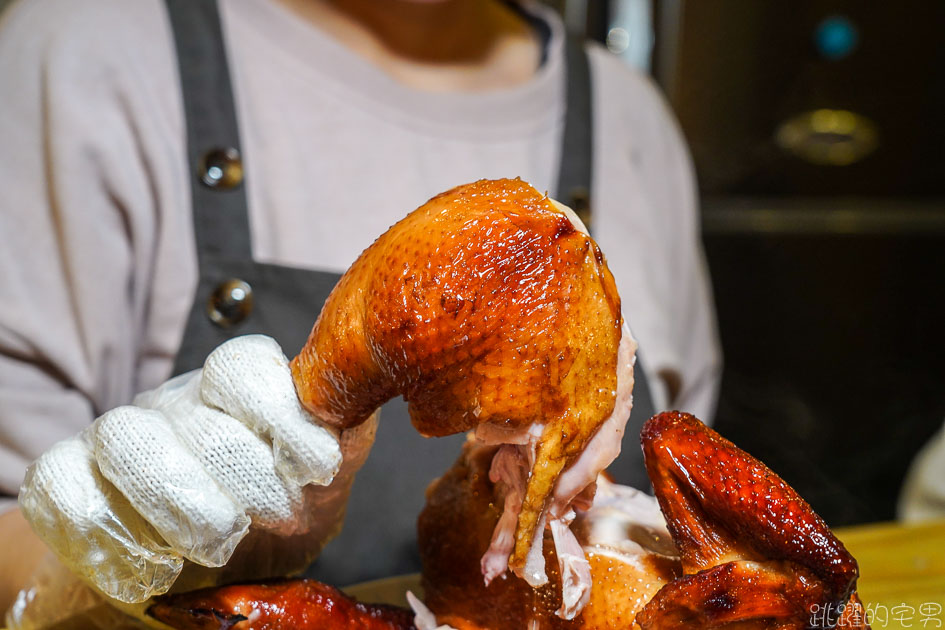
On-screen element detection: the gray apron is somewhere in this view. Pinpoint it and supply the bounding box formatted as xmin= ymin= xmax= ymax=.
xmin=163 ymin=0 xmax=655 ymax=586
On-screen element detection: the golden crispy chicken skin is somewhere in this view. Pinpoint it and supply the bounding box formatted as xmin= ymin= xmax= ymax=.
xmin=291 ymin=178 xmax=623 ymax=572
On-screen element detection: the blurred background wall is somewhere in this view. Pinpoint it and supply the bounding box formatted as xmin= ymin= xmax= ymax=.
xmin=576 ymin=0 xmax=945 ymax=525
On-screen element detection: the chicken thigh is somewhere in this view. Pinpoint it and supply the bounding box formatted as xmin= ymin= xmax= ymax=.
xmin=291 ymin=178 xmax=634 ymax=607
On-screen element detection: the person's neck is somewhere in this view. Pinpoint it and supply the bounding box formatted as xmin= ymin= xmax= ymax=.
xmin=274 ymin=0 xmax=541 ymax=91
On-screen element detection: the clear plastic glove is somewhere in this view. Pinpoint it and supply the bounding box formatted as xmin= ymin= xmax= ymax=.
xmin=18 ymin=335 xmax=377 ymax=605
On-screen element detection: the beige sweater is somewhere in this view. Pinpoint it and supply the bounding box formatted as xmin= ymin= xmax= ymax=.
xmin=0 ymin=0 xmax=721 ymax=500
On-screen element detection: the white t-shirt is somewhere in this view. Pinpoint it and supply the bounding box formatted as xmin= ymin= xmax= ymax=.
xmin=0 ymin=0 xmax=721 ymax=500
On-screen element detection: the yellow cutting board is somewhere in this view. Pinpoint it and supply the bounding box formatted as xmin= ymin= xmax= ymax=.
xmin=837 ymin=519 xmax=945 ymax=630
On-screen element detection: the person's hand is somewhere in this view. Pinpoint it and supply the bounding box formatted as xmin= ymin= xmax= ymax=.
xmin=18 ymin=335 xmax=376 ymax=604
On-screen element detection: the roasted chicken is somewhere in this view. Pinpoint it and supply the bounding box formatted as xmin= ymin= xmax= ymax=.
xmin=290 ymin=178 xmax=637 ymax=615
xmin=418 ymin=411 xmax=869 ymax=630
xmin=149 ymin=412 xmax=869 ymax=630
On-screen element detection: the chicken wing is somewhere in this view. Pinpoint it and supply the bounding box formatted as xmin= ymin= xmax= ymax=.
xmin=637 ymin=411 xmax=868 ymax=629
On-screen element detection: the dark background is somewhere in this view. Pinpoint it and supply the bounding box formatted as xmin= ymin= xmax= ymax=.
xmin=582 ymin=0 xmax=945 ymax=525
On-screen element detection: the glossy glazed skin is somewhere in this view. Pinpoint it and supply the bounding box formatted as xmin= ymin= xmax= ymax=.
xmin=290 ymin=178 xmax=623 ymax=571
xmin=637 ymin=412 xmax=869 ymax=629
xmin=419 ymin=412 xmax=870 ymax=630
xmin=148 ymin=579 xmax=416 ymax=630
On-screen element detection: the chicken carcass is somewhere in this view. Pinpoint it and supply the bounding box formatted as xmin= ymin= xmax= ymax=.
xmin=418 ymin=412 xmax=870 ymax=630
xmin=417 ymin=437 xmax=676 ymax=630
xmin=290 ymin=178 xmax=636 ymax=615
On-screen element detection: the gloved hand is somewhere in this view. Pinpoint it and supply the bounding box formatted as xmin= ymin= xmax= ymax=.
xmin=18 ymin=335 xmax=377 ymax=605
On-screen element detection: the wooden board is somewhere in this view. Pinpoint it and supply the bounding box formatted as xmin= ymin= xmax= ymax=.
xmin=836 ymin=519 xmax=945 ymax=629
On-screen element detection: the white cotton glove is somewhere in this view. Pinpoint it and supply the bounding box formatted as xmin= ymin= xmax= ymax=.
xmin=18 ymin=335 xmax=376 ymax=605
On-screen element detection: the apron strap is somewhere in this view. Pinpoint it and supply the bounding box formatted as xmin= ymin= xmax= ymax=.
xmin=165 ymin=0 xmax=253 ymax=263
xmin=556 ymin=36 xmax=593 ymax=229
